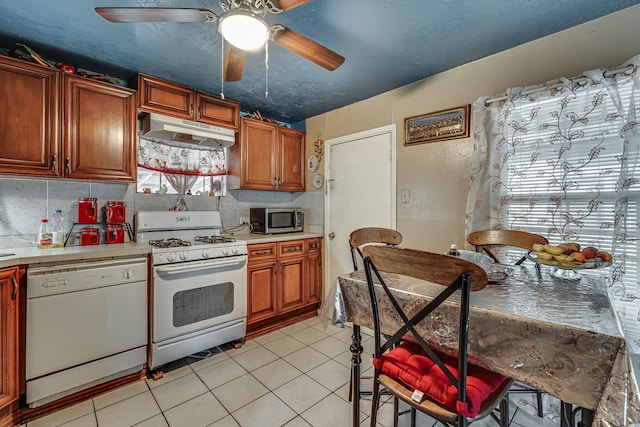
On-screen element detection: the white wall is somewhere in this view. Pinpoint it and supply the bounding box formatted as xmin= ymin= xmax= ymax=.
xmin=304 ymin=4 xmax=640 ymax=253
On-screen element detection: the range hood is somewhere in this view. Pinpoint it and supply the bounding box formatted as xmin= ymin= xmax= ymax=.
xmin=140 ymin=113 xmax=236 ymax=149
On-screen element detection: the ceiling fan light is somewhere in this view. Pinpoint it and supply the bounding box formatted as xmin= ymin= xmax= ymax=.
xmin=218 ymin=9 xmax=269 ymax=51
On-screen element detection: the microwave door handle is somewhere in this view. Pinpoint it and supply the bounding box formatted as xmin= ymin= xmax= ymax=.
xmin=294 ymin=212 xmax=301 ymax=229
xmin=155 ymin=257 xmax=246 ymax=275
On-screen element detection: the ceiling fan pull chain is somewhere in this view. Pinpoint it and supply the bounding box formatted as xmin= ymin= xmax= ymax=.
xmin=265 ymin=41 xmax=269 ymax=98
xmin=220 ymin=38 xmax=225 ymax=99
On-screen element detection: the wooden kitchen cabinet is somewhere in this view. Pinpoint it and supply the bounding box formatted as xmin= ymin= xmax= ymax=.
xmin=63 ymin=75 xmax=137 ymax=181
xmin=305 ymin=238 xmax=322 ymax=304
xmin=0 ymin=266 xmax=24 ymax=427
xmin=138 ymin=73 xmax=240 ymax=130
xmin=278 ymin=240 xmax=306 ymax=313
xmin=247 ymin=243 xmax=278 ymax=323
xmin=246 ymin=238 xmax=322 ymax=337
xmin=228 ymin=117 xmax=305 ymax=192
xmin=0 ymin=55 xmax=137 ymax=181
xmin=0 ymin=56 xmax=60 ymax=177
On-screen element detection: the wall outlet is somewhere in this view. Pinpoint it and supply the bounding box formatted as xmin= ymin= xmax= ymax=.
xmin=239 ymin=217 xmax=249 ymax=225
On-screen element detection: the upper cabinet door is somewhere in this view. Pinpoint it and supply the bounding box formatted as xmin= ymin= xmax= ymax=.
xmin=196 ymin=92 xmax=240 ymax=130
xmin=63 ymin=75 xmax=137 ymax=181
xmin=240 ymin=118 xmax=278 ymax=190
xmin=138 ymin=73 xmax=193 ymax=120
xmin=0 ymin=56 xmax=61 ymax=177
xmin=277 ymin=127 xmax=305 ymax=192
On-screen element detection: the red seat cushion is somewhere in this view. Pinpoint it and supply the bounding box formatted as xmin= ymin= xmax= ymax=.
xmin=372 ymin=341 xmax=507 ymax=418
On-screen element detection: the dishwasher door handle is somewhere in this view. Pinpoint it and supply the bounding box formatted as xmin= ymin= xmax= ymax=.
xmin=155 ymin=256 xmax=246 ymax=275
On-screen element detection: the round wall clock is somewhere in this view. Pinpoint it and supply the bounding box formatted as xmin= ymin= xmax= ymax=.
xmin=312 ymin=173 xmax=323 ymax=189
xmin=307 ymin=155 xmax=319 ymax=172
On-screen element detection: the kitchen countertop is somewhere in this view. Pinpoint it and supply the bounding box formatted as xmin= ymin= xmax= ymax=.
xmin=231 ymin=230 xmax=323 ymax=244
xmin=0 ymin=230 xmax=324 ymax=269
xmin=0 ymin=243 xmax=151 ymax=269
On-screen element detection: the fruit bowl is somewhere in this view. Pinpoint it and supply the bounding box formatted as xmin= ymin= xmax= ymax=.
xmin=526 ymin=252 xmax=611 ymax=280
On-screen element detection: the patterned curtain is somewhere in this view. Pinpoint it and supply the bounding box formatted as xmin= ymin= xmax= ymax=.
xmin=137 ymin=137 xmax=226 ymax=210
xmin=137 ymin=137 xmax=226 ymax=176
xmin=466 ymin=55 xmax=640 ymax=355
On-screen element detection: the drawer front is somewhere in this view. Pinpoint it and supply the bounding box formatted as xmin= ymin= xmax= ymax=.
xmin=306 ymin=238 xmax=321 ymax=253
xmin=248 ymin=243 xmax=277 ymax=262
xmin=278 ymin=240 xmax=305 ymax=258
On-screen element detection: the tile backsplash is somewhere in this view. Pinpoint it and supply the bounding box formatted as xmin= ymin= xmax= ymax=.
xmin=0 ymin=177 xmax=323 ymax=248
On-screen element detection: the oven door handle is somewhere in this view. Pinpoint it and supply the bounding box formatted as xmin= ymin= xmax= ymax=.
xmin=155 ymin=256 xmax=246 ymax=275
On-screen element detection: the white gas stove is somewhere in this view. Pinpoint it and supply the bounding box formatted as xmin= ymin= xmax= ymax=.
xmin=136 ymin=211 xmax=247 ymax=266
xmin=135 ymin=211 xmax=247 ymax=369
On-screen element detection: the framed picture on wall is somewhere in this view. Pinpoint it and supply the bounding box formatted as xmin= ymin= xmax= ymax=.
xmin=404 ymin=104 xmax=471 ymax=145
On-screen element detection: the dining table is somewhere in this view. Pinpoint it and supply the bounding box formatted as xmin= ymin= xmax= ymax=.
xmin=319 ymin=263 xmax=640 ymax=427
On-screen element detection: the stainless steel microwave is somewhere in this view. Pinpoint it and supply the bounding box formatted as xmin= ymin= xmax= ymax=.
xmin=250 ymin=208 xmax=304 ymax=234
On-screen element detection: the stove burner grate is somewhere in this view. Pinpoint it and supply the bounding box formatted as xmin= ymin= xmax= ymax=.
xmin=149 ymin=238 xmax=192 ymax=248
xmin=194 ymin=235 xmax=237 ymax=244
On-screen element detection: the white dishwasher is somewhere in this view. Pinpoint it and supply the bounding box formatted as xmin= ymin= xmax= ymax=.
xmin=26 ymin=256 xmax=147 ymax=407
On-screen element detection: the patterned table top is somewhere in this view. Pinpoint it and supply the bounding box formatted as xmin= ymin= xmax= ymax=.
xmin=321 ymin=264 xmax=640 ymax=427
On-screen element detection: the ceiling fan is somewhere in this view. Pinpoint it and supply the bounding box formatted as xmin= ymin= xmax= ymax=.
xmin=96 ymin=0 xmax=345 ymax=82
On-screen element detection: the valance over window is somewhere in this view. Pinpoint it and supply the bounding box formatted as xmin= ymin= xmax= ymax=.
xmin=137 ymin=137 xmax=226 ymax=176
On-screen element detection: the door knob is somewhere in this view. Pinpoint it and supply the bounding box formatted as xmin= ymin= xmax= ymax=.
xmin=328 ymin=232 xmax=336 ymax=239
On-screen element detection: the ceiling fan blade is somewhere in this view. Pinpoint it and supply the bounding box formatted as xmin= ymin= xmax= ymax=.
xmin=224 ymin=45 xmax=247 ymax=82
xmin=275 ymin=0 xmax=311 ymax=12
xmin=272 ymin=26 xmax=345 ymax=71
xmin=95 ymin=8 xmax=216 ymax=23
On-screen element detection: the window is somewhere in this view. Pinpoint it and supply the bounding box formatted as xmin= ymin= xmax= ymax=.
xmin=467 ymin=61 xmax=640 ymax=351
xmin=136 ymin=137 xmax=228 ymax=195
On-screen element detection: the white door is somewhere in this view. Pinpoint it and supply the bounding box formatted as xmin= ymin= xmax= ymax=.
xmin=324 ymin=125 xmax=396 ymax=297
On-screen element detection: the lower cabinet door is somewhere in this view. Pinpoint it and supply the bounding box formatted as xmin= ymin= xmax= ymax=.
xmin=279 ymin=256 xmax=305 ymax=313
xmin=306 ymin=251 xmax=322 ymax=304
xmin=0 ymin=267 xmax=20 ymax=421
xmin=247 ymin=260 xmax=278 ymax=323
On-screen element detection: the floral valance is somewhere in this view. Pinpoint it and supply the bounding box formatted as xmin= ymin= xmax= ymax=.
xmin=137 ymin=137 xmax=226 ymax=176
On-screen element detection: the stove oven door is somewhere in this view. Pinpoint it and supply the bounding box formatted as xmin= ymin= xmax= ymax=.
xmin=151 ymin=255 xmax=247 ymax=368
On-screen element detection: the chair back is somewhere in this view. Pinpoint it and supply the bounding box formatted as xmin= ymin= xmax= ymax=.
xmin=362 ymin=246 xmax=488 ymax=417
xmin=467 ymin=229 xmax=548 ymax=265
xmin=363 ymin=245 xmax=487 ymax=291
xmin=349 ymin=227 xmax=402 ymax=271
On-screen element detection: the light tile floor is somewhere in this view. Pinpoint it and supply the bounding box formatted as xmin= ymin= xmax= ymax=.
xmin=22 ymin=317 xmax=564 ymax=427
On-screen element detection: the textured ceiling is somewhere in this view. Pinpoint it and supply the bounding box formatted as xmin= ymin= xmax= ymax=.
xmin=1 ymin=0 xmax=639 ymax=124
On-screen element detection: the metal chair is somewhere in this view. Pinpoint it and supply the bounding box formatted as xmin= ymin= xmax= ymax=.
xmin=347 ymin=227 xmax=403 ymax=405
xmin=467 ymin=229 xmax=548 ymax=265
xmin=363 ymin=245 xmax=513 ymax=427
xmin=468 ymin=229 xmax=549 ymax=418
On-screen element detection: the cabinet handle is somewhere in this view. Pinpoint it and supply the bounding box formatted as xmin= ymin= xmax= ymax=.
xmin=65 ymin=157 xmax=70 ymax=175
xmin=197 ymin=105 xmax=201 ymax=120
xmin=51 ymin=154 xmax=57 ymax=174
xmin=255 ymin=250 xmax=269 ymax=255
xmin=11 ymin=276 xmax=17 ymax=300
xmin=190 ymin=104 xmax=194 ymax=117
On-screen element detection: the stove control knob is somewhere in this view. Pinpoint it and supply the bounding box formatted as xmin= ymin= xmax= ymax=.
xmin=202 ymin=250 xmax=210 ymax=259
xmin=232 ymin=246 xmax=239 ymax=255
xmin=223 ymin=248 xmax=230 ymax=256
xmin=166 ymin=253 xmax=175 ymax=263
xmin=179 ymin=251 xmax=188 ymax=261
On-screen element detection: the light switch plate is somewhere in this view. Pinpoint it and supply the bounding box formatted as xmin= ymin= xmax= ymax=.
xmin=401 ymin=189 xmax=410 ymax=203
